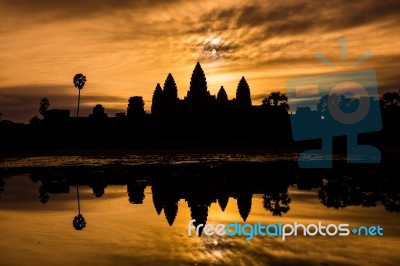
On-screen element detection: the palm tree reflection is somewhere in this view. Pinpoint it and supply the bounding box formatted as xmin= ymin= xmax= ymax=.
xmin=72 ymin=185 xmax=86 ymax=230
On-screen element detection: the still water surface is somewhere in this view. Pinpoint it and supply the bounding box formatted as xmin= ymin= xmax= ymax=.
xmin=0 ymin=154 xmax=399 ymax=266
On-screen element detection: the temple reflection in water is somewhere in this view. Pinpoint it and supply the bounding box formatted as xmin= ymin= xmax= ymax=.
xmin=1 ymin=159 xmax=400 ymax=266
xmin=1 ymin=160 xmax=394 ymax=231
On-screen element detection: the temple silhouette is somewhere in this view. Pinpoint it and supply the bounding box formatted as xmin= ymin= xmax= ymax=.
xmin=0 ymin=62 xmax=399 ymax=152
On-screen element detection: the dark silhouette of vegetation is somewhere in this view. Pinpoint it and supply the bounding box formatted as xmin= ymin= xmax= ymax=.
xmin=72 ymin=74 xmax=87 ymax=230
xmin=73 ymin=73 xmax=86 ymax=117
xmin=90 ymin=104 xmax=108 ymax=119
xmin=91 ymin=182 xmax=106 ymax=197
xmin=262 ymin=91 xmax=288 ymax=110
xmin=380 ymin=90 xmax=400 ymax=111
xmin=73 ymin=214 xmax=86 ymax=230
xmin=382 ymin=193 xmax=400 ymax=212
xmin=263 ymin=193 xmax=291 ymax=216
xmin=318 ymin=180 xmax=349 ymax=209
xmin=39 ymin=98 xmax=50 ymax=117
xmin=29 ymin=116 xmax=41 ymax=125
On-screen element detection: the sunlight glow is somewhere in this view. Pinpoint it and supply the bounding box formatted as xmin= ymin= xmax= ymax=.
xmin=211 ymin=37 xmax=221 ymax=45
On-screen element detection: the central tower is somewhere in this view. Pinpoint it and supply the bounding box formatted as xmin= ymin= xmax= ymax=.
xmin=185 ymin=62 xmax=212 ymax=113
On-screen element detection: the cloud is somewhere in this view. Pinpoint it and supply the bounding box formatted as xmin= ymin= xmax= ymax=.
xmin=189 ymin=0 xmax=400 ymax=55
xmin=0 ymin=0 xmax=185 ymax=19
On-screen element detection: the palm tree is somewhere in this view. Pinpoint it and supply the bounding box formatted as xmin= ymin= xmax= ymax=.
xmin=73 ymin=73 xmax=87 ymax=117
xmin=72 ymin=74 xmax=86 ymax=230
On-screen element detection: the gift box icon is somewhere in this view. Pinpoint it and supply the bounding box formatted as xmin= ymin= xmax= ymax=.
xmin=287 ymin=69 xmax=382 ymax=168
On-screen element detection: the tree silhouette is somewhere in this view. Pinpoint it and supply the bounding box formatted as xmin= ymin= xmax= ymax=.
xmin=262 ymin=91 xmax=288 ymax=110
xmin=236 ymin=77 xmax=252 ymax=107
xmin=380 ymin=91 xmax=400 ymax=111
xmin=151 ymin=83 xmax=163 ymax=115
xmin=263 ymin=193 xmax=291 ymax=216
xmin=217 ymin=86 xmax=228 ymax=103
xmin=316 ymin=93 xmax=352 ymax=119
xmin=90 ymin=104 xmax=107 ymax=119
xmin=316 ymin=94 xmax=329 ymax=117
xmin=382 ymin=193 xmax=400 ymax=212
xmin=73 ymin=214 xmax=86 ymax=230
xmin=29 ymin=116 xmax=41 ymax=125
xmin=73 ymin=73 xmax=87 ymax=117
xmin=72 ymin=74 xmax=87 ymax=230
xmin=90 ymin=181 xmax=106 ymax=197
xmin=318 ymin=180 xmax=350 ymax=209
xmin=39 ymin=98 xmax=49 ymax=117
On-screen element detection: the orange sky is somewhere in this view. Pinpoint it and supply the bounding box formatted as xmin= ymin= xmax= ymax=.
xmin=0 ymin=0 xmax=399 ymax=122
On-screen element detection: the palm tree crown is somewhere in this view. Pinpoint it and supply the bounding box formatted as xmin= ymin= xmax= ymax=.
xmin=73 ymin=74 xmax=86 ymax=90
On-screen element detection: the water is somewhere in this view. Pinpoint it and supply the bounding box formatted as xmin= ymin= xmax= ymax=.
xmin=0 ymin=154 xmax=399 ymax=266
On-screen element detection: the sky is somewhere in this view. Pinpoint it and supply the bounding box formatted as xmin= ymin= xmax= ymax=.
xmin=0 ymin=0 xmax=399 ymax=123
